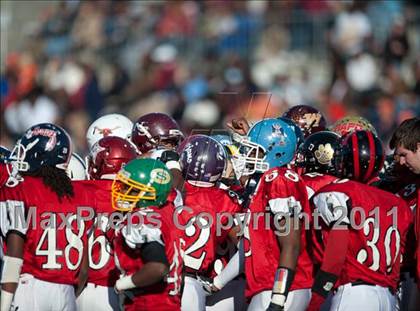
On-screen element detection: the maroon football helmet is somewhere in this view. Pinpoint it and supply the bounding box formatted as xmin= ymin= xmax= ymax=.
xmin=131 ymin=113 xmax=184 ymax=154
xmin=87 ymin=136 xmax=137 ymax=180
xmin=282 ymin=105 xmax=327 ymax=138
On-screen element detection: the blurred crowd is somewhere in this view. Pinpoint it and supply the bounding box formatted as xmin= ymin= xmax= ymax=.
xmin=1 ymin=0 xmax=419 ymax=155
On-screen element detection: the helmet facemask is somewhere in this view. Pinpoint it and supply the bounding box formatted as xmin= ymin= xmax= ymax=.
xmin=231 ymin=138 xmax=269 ymax=179
xmin=9 ymin=141 xmax=30 ymax=172
xmin=111 ymin=169 xmax=157 ymax=212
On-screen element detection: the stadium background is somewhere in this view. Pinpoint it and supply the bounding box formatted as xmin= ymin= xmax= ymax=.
xmin=1 ymin=0 xmax=419 ymax=156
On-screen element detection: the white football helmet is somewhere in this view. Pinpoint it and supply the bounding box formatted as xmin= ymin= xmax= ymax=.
xmin=86 ymin=114 xmax=133 ymax=149
xmin=67 ymin=153 xmax=87 ymax=180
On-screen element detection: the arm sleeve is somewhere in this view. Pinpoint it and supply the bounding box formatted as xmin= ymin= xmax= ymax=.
xmin=266 ymin=173 xmax=306 ymax=218
xmin=313 ymin=191 xmax=350 ymax=226
xmin=122 ymin=224 xmax=163 ymax=249
xmin=140 ymin=241 xmax=168 ymax=265
xmin=0 ymin=200 xmax=28 ymax=237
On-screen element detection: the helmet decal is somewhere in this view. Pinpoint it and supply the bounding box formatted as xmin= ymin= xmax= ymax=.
xmin=302 ymin=112 xmax=322 ymax=129
xmin=150 ymin=168 xmax=171 ymax=185
xmin=314 ymin=143 xmax=334 ymax=165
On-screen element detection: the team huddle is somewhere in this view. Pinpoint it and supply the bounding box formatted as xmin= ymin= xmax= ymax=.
xmin=0 ymin=106 xmax=419 ymax=311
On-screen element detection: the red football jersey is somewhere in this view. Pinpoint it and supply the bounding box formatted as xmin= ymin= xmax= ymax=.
xmin=313 ymin=180 xmax=413 ymax=291
xmin=78 ymin=179 xmax=119 ymax=287
xmin=0 ymin=177 xmax=95 ymax=285
xmin=244 ymin=167 xmax=310 ymax=299
xmin=0 ymin=164 xmax=9 ymax=188
xmin=113 ymin=202 xmax=183 ymax=311
xmin=178 ymin=182 xmax=241 ymax=275
xmin=302 ymin=173 xmax=338 ymax=265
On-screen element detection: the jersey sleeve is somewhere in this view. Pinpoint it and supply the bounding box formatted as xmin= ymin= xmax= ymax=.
xmin=312 ymin=191 xmax=350 ymax=226
xmin=0 ymin=186 xmax=29 ymax=237
xmin=122 ymin=222 xmax=164 ymax=249
xmin=265 ymin=169 xmax=307 ymax=217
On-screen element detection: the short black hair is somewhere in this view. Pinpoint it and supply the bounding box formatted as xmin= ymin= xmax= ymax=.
xmin=389 ymin=117 xmax=420 ymax=151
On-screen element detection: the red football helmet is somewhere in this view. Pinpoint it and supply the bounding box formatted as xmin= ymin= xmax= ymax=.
xmin=87 ymin=136 xmax=137 ymax=180
xmin=282 ymin=105 xmax=327 ymax=138
xmin=131 ymin=113 xmax=184 ymax=154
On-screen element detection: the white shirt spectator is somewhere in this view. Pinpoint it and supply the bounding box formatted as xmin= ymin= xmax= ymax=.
xmin=5 ymin=95 xmax=59 ymax=135
xmin=345 ymin=53 xmax=378 ymax=92
xmin=333 ymin=10 xmax=372 ymax=56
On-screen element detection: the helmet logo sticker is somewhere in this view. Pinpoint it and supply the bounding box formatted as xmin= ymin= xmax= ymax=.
xmin=272 ymin=124 xmax=286 ymax=145
xmin=184 ymin=144 xmax=193 ymax=163
xmin=314 ymin=143 xmax=334 ymax=165
xmin=93 ymin=126 xmax=121 ymax=137
xmin=135 ymin=122 xmax=150 ymax=135
xmin=302 ymin=113 xmax=321 ymax=128
xmin=150 ymin=168 xmax=171 ymax=184
xmin=26 ymin=128 xmax=58 ymax=152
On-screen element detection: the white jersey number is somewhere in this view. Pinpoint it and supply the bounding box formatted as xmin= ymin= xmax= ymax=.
xmin=35 ymin=214 xmax=85 ymax=270
xmin=356 ymin=217 xmax=401 ymax=273
xmin=183 ymin=217 xmax=211 ymax=270
xmin=88 ymin=216 xmax=111 ymax=270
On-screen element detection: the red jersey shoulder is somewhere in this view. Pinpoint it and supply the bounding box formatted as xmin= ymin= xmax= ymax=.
xmin=320 ymin=179 xmax=408 ymax=205
xmin=76 ymin=179 xmax=113 ymax=213
xmin=183 ymin=183 xmax=240 ymax=213
xmin=261 ymin=167 xmax=308 ymax=203
xmin=302 ymin=173 xmax=337 ymax=199
xmin=0 ymin=164 xmax=10 ymax=188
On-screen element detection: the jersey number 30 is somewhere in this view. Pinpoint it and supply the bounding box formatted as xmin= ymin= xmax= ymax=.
xmin=356 ymin=216 xmax=401 ymax=274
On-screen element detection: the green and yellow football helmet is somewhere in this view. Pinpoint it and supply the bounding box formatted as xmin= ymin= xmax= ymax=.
xmin=111 ymin=158 xmax=173 ymax=211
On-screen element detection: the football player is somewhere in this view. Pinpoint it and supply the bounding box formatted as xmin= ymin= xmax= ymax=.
xmin=201 ymin=133 xmax=246 ymax=311
xmin=76 ymin=136 xmax=137 ymax=311
xmin=111 ymin=158 xmax=183 ymax=310
xmin=390 ymin=118 xmax=420 ymax=294
xmin=295 ymin=131 xmax=341 ymax=310
xmin=132 ymin=112 xmax=185 ymax=189
xmin=233 ymin=118 xmax=310 ymax=311
xmin=0 ymin=123 xmax=95 ymax=311
xmin=177 ymin=135 xmax=241 ymax=311
xmin=215 ymin=118 xmax=308 ymax=310
xmin=307 ymin=130 xmax=413 ymax=311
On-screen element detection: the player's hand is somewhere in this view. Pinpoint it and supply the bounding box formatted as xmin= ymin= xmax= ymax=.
xmin=226 ymin=117 xmax=250 ymax=136
xmin=159 ymin=150 xmax=180 ymax=163
xmin=197 ymin=276 xmax=220 ymax=296
xmin=114 ymin=284 xmax=122 ymax=295
xmin=266 ymin=302 xmax=284 ymax=311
